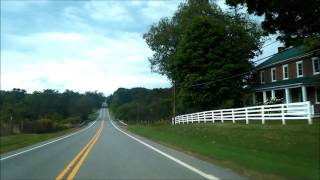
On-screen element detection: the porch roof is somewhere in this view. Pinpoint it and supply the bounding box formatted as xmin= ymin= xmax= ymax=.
xmin=251 ymin=75 xmax=320 ymax=91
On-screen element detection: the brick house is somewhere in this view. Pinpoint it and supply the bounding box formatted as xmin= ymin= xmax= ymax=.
xmin=251 ymin=46 xmax=320 ymax=115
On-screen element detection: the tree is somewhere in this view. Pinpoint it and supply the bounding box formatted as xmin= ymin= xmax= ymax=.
xmin=226 ymin=0 xmax=320 ymax=46
xmin=170 ymin=15 xmax=261 ymax=112
xmin=144 ymin=0 xmax=262 ymax=112
xmin=143 ymin=0 xmax=221 ymax=76
xmin=0 ymin=89 xmax=105 ymax=135
xmin=108 ymin=88 xmax=172 ymax=124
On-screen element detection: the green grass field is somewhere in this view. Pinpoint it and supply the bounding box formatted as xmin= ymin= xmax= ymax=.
xmin=128 ymin=120 xmax=319 ymax=179
xmin=0 ymin=111 xmax=100 ymax=155
xmin=0 ymin=128 xmax=79 ymax=155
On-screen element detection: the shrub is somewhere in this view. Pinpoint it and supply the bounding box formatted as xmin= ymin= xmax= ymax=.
xmin=23 ymin=118 xmax=64 ymax=133
xmin=264 ymin=97 xmax=284 ymax=105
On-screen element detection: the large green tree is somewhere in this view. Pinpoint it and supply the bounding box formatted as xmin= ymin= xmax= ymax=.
xmin=226 ymin=0 xmax=320 ymax=47
xmin=143 ymin=0 xmax=221 ymax=76
xmin=172 ymin=15 xmax=261 ymax=112
xmin=144 ymin=0 xmax=262 ymax=113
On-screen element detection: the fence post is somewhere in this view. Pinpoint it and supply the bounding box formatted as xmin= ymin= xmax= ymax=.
xmin=212 ymin=111 xmax=215 ymax=123
xmin=221 ymin=110 xmax=224 ymax=123
xmin=204 ymin=112 xmax=207 ymax=123
xmin=307 ymin=101 xmax=312 ymax=125
xmin=261 ymin=106 xmax=264 ymax=125
xmin=245 ymin=108 xmax=249 ymax=124
xmin=282 ymin=104 xmax=285 ymax=125
xmin=232 ymin=109 xmax=235 ymax=123
xmin=261 ymin=106 xmax=265 ymax=125
xmin=198 ymin=113 xmax=200 ymax=123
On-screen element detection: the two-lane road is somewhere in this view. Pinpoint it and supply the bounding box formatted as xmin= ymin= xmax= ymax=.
xmin=0 ymin=108 xmax=246 ymax=180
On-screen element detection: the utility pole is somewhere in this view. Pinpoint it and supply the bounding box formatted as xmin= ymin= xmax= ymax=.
xmin=10 ymin=115 xmax=13 ymax=134
xmin=9 ymin=108 xmax=13 ymax=134
xmin=172 ymin=81 xmax=176 ymax=125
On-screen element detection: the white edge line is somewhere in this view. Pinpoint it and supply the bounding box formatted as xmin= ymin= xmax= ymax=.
xmin=0 ymin=121 xmax=97 ymax=161
xmin=119 ymin=120 xmax=128 ymax=126
xmin=107 ymin=110 xmax=220 ymax=180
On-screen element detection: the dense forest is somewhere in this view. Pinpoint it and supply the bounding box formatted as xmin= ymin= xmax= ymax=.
xmin=107 ymin=88 xmax=172 ymax=124
xmin=0 ymin=89 xmax=105 ymax=135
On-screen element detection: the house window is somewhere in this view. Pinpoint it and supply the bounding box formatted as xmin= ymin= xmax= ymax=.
xmin=282 ymin=64 xmax=288 ymax=80
xmin=271 ymin=67 xmax=276 ymax=82
xmin=260 ymin=70 xmax=265 ymax=83
xmin=296 ymin=61 xmax=303 ymax=77
xmin=316 ymin=88 xmax=320 ymax=104
xmin=313 ymin=57 xmax=320 ymax=75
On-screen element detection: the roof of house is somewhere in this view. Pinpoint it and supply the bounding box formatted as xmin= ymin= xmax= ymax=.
xmin=256 ymin=46 xmax=307 ymax=70
xmin=252 ymin=74 xmax=320 ymax=91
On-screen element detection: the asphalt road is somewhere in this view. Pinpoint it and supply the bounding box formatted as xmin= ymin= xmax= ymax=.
xmin=0 ymin=108 xmax=247 ymax=180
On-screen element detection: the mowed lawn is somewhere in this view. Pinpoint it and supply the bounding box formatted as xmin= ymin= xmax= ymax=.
xmin=0 ymin=128 xmax=78 ymax=155
xmin=128 ymin=120 xmax=319 ymax=179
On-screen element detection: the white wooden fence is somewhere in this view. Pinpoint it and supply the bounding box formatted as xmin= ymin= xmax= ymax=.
xmin=173 ymin=101 xmax=314 ymax=125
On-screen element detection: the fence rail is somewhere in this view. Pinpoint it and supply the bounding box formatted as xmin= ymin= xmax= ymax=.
xmin=173 ymin=101 xmax=313 ymax=125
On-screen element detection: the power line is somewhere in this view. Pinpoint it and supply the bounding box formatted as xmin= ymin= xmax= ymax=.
xmin=261 ymin=40 xmax=278 ymax=48
xmin=175 ymin=52 xmax=278 ymax=88
xmin=251 ymin=53 xmax=275 ymax=64
xmin=175 ymin=48 xmax=320 ymax=88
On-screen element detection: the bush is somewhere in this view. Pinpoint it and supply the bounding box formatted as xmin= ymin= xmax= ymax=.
xmin=23 ymin=118 xmax=64 ymax=133
xmin=64 ymin=116 xmax=81 ymax=124
xmin=264 ymin=97 xmax=284 ymax=105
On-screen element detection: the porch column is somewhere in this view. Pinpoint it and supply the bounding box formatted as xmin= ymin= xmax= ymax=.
xmin=271 ymin=90 xmax=275 ymax=99
xmin=263 ymin=91 xmax=267 ymax=103
xmin=285 ymin=88 xmax=290 ymax=104
xmin=302 ymin=85 xmax=307 ymax=102
xmin=252 ymin=93 xmax=256 ymax=105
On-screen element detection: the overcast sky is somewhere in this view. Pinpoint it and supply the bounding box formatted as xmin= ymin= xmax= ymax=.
xmin=1 ymin=0 xmax=281 ymax=95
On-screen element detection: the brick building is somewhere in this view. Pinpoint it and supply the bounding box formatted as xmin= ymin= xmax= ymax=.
xmin=251 ymin=46 xmax=320 ymax=115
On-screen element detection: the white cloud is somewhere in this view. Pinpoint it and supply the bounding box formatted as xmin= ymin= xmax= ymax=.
xmin=2 ymin=0 xmax=281 ymax=95
xmin=1 ymin=31 xmax=170 ymax=94
xmin=40 ymin=32 xmax=88 ymax=42
xmin=141 ymin=1 xmax=181 ymax=21
xmin=2 ymin=58 xmax=169 ymax=94
xmin=85 ymin=1 xmax=134 ymax=23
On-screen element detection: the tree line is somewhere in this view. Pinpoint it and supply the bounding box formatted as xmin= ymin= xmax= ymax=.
xmin=0 ymin=88 xmax=105 ymax=135
xmin=107 ymin=88 xmax=171 ymax=124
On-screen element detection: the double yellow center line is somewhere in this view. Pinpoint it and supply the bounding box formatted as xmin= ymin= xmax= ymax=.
xmin=56 ymin=120 xmax=104 ymax=180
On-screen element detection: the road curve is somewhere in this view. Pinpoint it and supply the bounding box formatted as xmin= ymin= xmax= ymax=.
xmin=0 ymin=108 xmax=247 ymax=180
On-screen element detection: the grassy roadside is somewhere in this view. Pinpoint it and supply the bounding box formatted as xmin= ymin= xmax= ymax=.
xmin=0 ymin=111 xmax=100 ymax=155
xmin=0 ymin=127 xmax=79 ymax=155
xmin=88 ymin=110 xmax=100 ymax=121
xmin=128 ymin=120 xmax=319 ymax=179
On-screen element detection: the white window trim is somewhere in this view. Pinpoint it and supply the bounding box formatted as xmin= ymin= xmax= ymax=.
xmin=282 ymin=64 xmax=289 ymax=80
xmin=260 ymin=70 xmax=265 ymax=84
xmin=316 ymin=88 xmax=320 ymax=104
xmin=271 ymin=67 xmax=276 ymax=82
xmin=312 ymin=57 xmax=320 ymax=75
xmin=296 ymin=61 xmax=303 ymax=78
